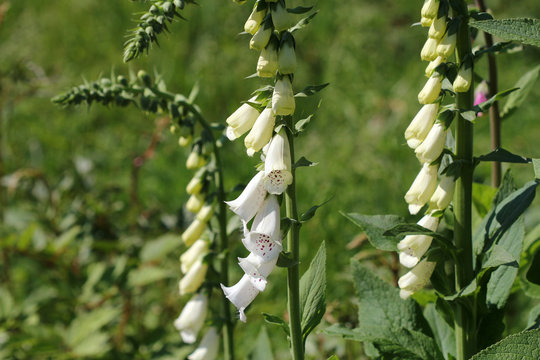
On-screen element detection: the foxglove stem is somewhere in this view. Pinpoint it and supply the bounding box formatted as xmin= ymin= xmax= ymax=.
xmin=284 ymin=117 xmax=303 ymax=360
xmin=453 ymin=5 xmax=476 ymax=359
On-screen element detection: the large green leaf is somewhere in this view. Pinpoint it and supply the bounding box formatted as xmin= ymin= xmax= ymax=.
xmin=423 ymin=304 xmax=456 ymax=360
xmin=63 ymin=306 xmax=120 ymax=351
xmin=140 ymin=233 xmax=180 ymax=263
xmin=469 ymin=18 xmax=540 ymax=47
xmin=341 ymin=213 xmax=406 ymax=251
xmin=502 ymin=65 xmax=540 ymax=118
xmin=470 ymin=329 xmax=540 ymax=359
xmin=299 ymin=241 xmax=326 ymax=344
xmin=248 ymin=326 xmax=274 ymax=360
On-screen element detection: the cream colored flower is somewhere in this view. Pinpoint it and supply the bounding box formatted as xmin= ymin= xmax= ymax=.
xmin=398 ymin=215 xmax=439 ymax=268
xmin=181 ymin=239 xmax=210 ymax=274
xmin=226 ymin=171 xmax=267 ymax=222
xmin=436 ymin=31 xmax=456 ymax=58
xmin=398 ymin=259 xmax=436 ymax=299
xmin=272 ymin=76 xmax=295 ymax=115
xmin=179 ymin=259 xmax=208 ymax=295
xmin=173 ymin=293 xmax=208 ymax=344
xmin=186 ymin=152 xmax=206 ymax=170
xmin=453 ymin=65 xmax=472 ymax=93
xmin=418 ymin=75 xmax=442 ymax=104
xmin=244 ymin=2 xmax=267 ymax=35
xmin=421 ymin=37 xmax=439 ymax=62
xmin=404 ymin=163 xmax=438 ymax=215
xmin=425 ymin=56 xmax=445 ymax=78
xmin=188 ymin=327 xmax=220 ymax=360
xmin=415 ymin=121 xmax=447 ymax=163
xmin=257 ymin=41 xmax=278 ymax=78
xmin=271 ymin=1 xmax=290 ymax=32
xmin=405 ymin=103 xmax=439 ymax=149
xmin=421 ymin=0 xmax=440 ymax=19
xmin=226 ymin=96 xmax=261 ymax=141
xmin=429 ymin=175 xmax=455 ymax=211
xmin=182 ymin=219 xmax=206 ymax=247
xmin=264 ymin=130 xmax=293 ymax=194
xmin=429 ymin=15 xmax=447 ymax=40
xmin=186 ymin=193 xmax=204 ymax=213
xmin=278 ymin=38 xmax=297 ymax=74
xmin=250 ymin=19 xmax=273 ymax=50
xmin=244 ymin=108 xmax=276 ymax=156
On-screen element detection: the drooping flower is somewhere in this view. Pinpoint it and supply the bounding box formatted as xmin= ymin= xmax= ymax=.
xmin=428 ymin=174 xmax=455 ymax=211
xmin=404 ymin=163 xmax=438 ymax=215
xmin=244 ymin=107 xmax=276 ymax=156
xmin=238 ymin=252 xmax=278 ymax=291
xmin=271 ymin=0 xmax=290 ymax=32
xmin=186 ymin=193 xmax=204 ymax=213
xmin=421 ymin=0 xmax=440 ymax=20
xmin=398 ymin=259 xmax=436 ymax=299
xmin=187 ymin=327 xmax=220 ymax=360
xmin=428 ymin=15 xmax=447 ymax=40
xmin=186 ymin=176 xmax=204 ymax=195
xmin=250 ymin=17 xmax=273 ymax=51
xmin=244 ymin=2 xmax=267 ymax=35
xmin=421 ymin=37 xmax=439 ymax=62
xmin=257 ymin=39 xmax=279 ymax=78
xmin=398 ymin=215 xmax=439 ymax=268
xmin=225 ymin=171 xmax=267 ymax=222
xmin=173 ymin=293 xmax=208 ymax=344
xmin=415 ymin=121 xmax=447 ymax=163
xmin=425 ymin=56 xmax=445 ymax=77
xmin=264 ymin=130 xmax=293 ymax=194
xmin=226 ymin=96 xmax=261 ymax=141
xmin=278 ymin=35 xmax=297 ymax=75
xmin=272 ymin=76 xmax=295 ymax=115
xmin=405 ymin=103 xmax=439 ymax=149
xmin=181 ymin=239 xmax=210 ymax=274
xmin=453 ymin=65 xmax=472 ymax=93
xmin=418 ymin=74 xmax=442 ymax=104
xmin=179 ymin=258 xmax=208 ymax=295
xmin=474 ymin=82 xmax=488 ymax=117
xmin=182 ymin=219 xmax=207 ymax=247
xmin=221 ymin=274 xmax=260 ymax=322
xmin=186 ymin=151 xmax=207 ymax=170
xmin=242 ymin=195 xmax=282 ymax=262
xmin=196 ymin=204 xmax=214 ymax=223
xmin=436 ymin=30 xmax=456 ymax=58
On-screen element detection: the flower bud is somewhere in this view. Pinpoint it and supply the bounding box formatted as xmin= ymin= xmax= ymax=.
xmin=421 ymin=0 xmax=439 ymax=19
xmin=257 ymin=40 xmax=278 ymax=78
xmin=186 ymin=176 xmax=203 ymax=195
xmin=429 ymin=15 xmax=447 ymax=40
xmin=186 ymin=193 xmax=204 ymax=213
xmin=453 ymin=65 xmax=472 ymax=93
xmin=196 ymin=204 xmax=214 ymax=222
xmin=436 ymin=31 xmax=456 ymax=58
xmin=226 ymin=96 xmax=261 ymax=141
xmin=398 ymin=215 xmax=439 ymax=268
xmin=186 ymin=151 xmax=206 ymax=170
xmin=421 ymin=16 xmax=433 ymax=27
xmin=250 ymin=18 xmax=273 ymax=51
xmin=405 ymin=103 xmax=439 ymax=149
xmin=179 ymin=135 xmax=192 ymax=147
xmin=173 ymin=293 xmax=208 ymax=344
xmin=181 ymin=239 xmax=209 ymax=274
xmin=188 ymin=327 xmax=219 ymax=360
xmin=264 ymin=130 xmax=293 ymax=195
xmin=179 ymin=259 xmax=208 ymax=295
xmin=271 ymin=1 xmax=290 ymax=32
xmin=428 ymin=175 xmax=455 ymax=211
xmin=182 ymin=219 xmax=206 ymax=247
xmin=398 ymin=259 xmax=436 ymax=299
xmin=272 ymin=76 xmax=295 ymax=115
xmin=244 ymin=2 xmax=267 ymax=35
xmin=278 ymin=36 xmax=297 ymax=74
xmin=425 ymin=56 xmax=444 ymax=77
xmin=415 ymin=121 xmax=447 ymax=163
xmin=405 ymin=163 xmax=438 ymax=215
xmin=418 ymin=75 xmax=442 ymax=104
xmin=244 ymin=108 xmax=276 ymax=157
xmin=421 ymin=37 xmax=439 ymax=62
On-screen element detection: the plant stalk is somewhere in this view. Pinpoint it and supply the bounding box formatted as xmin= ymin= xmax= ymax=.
xmin=453 ymin=6 xmax=476 ymax=360
xmin=285 ymin=117 xmax=304 ymax=360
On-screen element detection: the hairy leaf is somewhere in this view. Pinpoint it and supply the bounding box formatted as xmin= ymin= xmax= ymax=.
xmin=341 ymin=213 xmax=406 ymax=251
xmin=502 ymin=65 xmax=540 ymax=118
xmin=469 ymin=18 xmax=540 ymax=47
xmin=470 ymin=329 xmax=540 ymax=359
xmin=300 ymin=242 xmax=326 ymax=343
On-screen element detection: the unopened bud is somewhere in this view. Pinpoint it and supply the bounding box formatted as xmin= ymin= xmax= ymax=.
xmin=429 ymin=16 xmax=447 ymax=40
xmin=278 ymin=36 xmax=297 ymax=74
xmin=272 ymin=76 xmax=295 ymax=116
xmin=137 ymin=70 xmax=152 ymax=87
xmin=436 ymin=31 xmax=456 ymax=58
xmin=418 ymin=75 xmax=442 ymax=104
xmin=425 ymin=56 xmax=445 ymax=77
xmin=179 ymin=135 xmax=192 ymax=147
xmin=421 ymin=0 xmax=440 ymax=19
xmin=250 ymin=18 xmax=273 ymax=50
xmin=421 ymin=37 xmax=439 ymax=62
xmin=453 ymin=65 xmax=472 ymax=93
xmin=271 ymin=1 xmax=291 ymax=32
xmin=257 ymin=40 xmax=278 ymax=78
xmin=244 ymin=2 xmax=267 ymax=35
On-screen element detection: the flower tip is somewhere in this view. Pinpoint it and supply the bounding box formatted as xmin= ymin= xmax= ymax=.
xmin=226 ymin=126 xmax=238 ymax=141
xmin=408 ymin=204 xmax=422 ymax=215
xmin=406 ymin=138 xmax=423 ymax=149
xmin=180 ymin=330 xmax=197 ymax=344
xmin=399 ymin=251 xmax=420 ymax=268
xmin=246 ymin=148 xmax=256 ymax=157
xmin=399 ymin=289 xmax=413 ymax=300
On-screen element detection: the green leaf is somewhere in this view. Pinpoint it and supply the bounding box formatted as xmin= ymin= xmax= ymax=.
xmin=502 ymin=65 xmax=540 ymax=118
xmin=140 ymin=233 xmax=180 ymax=262
xmin=295 ymin=83 xmax=329 ymax=97
xmin=472 ymin=182 xmax=497 ymax=218
xmin=327 ymin=356 xmax=339 ymax=360
xmin=64 ymin=306 xmax=120 ymax=350
xmin=527 ymin=304 xmax=540 ymax=330
xmin=262 ymin=313 xmax=289 ymax=336
xmin=477 ymin=309 xmax=506 ymax=350
xmin=276 ymin=251 xmax=299 ymax=268
xmin=341 ymin=213 xmax=406 ymax=251
xmin=533 ymin=159 xmax=540 ymax=180
xmin=300 ymin=199 xmax=331 ymax=222
xmin=287 ymin=6 xmax=313 ymax=14
xmin=248 ymin=326 xmax=274 ymax=360
xmin=474 ymin=41 xmax=518 ymax=58
xmin=383 ymin=223 xmax=456 ymax=252
xmin=423 ymin=304 xmax=456 ymax=360
xmin=469 ymin=329 xmax=540 ymax=360
xmin=300 ymin=241 xmax=326 ymax=344
xmin=294 ymin=156 xmax=318 ymax=169
xmin=53 ymin=226 xmax=81 ymax=251
xmin=473 ymin=88 xmax=519 ymax=113
xmin=483 ymin=244 xmax=519 ymax=269
xmin=476 ymin=148 xmax=531 ymax=164
xmin=70 ymin=332 xmax=111 ymax=357
xmin=469 ymin=18 xmax=540 ymax=47
xmin=127 ymin=266 xmax=174 ymax=287
xmin=290 ymin=11 xmax=318 ymax=33
xmin=295 ymin=114 xmax=314 ymax=133
xmin=520 ymin=234 xmax=540 ymax=299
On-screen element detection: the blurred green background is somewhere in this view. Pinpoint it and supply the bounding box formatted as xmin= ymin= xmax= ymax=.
xmin=1 ymin=0 xmax=540 ymax=358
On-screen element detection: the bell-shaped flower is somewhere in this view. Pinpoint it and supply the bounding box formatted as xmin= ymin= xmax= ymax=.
xmin=453 ymin=65 xmax=472 ymax=93
xmin=404 ymin=163 xmax=438 ymax=215
xmin=186 ymin=193 xmax=204 ymax=214
xmin=428 ymin=15 xmax=447 ymax=40
xmin=226 ymin=171 xmax=267 ymax=222
xmin=221 ymin=274 xmax=260 ymax=322
xmin=278 ymin=37 xmax=297 ymax=74
xmin=257 ymin=40 xmax=278 ymax=78
xmin=436 ymin=31 xmax=456 ymax=58
xmin=186 ymin=152 xmax=207 ymax=170
xmin=405 ymin=103 xmax=439 ymax=149
xmin=186 ymin=176 xmax=203 ymax=195
xmin=250 ymin=18 xmax=273 ymax=51
xmin=271 ymin=1 xmax=290 ymax=32
xmin=272 ymin=76 xmax=295 ymax=116
xmin=429 ymin=175 xmax=455 ymax=211
xmin=242 ymin=195 xmax=282 ymax=262
xmin=226 ymin=96 xmax=261 ymax=141
xmin=421 ymin=0 xmax=439 ymax=20
xmin=418 ymin=74 xmax=442 ymax=104
xmin=425 ymin=56 xmax=444 ymax=77
xmin=196 ymin=204 xmax=214 ymax=223
xmin=244 ymin=3 xmax=267 ymax=35
xmin=264 ymin=130 xmax=293 ymax=194
xmin=187 ymin=327 xmax=220 ymax=360
xmin=398 ymin=215 xmax=439 ymax=268
xmin=421 ymin=37 xmax=439 ymax=62
xmin=415 ymin=121 xmax=447 ymax=163
xmin=179 ymin=258 xmax=208 ymax=295
xmin=181 ymin=239 xmax=210 ymax=274
xmin=182 ymin=219 xmax=207 ymax=247
xmin=398 ymin=259 xmax=436 ymax=299
xmin=173 ymin=293 xmax=208 ymax=344
xmin=238 ymin=253 xmax=278 ymax=291
xmin=244 ymin=108 xmax=276 ymax=157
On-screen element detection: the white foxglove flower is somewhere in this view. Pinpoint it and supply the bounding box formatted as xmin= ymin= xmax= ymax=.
xmin=425 ymin=56 xmax=445 ymax=78
xmin=250 ymin=19 xmax=273 ymax=50
xmin=278 ymin=39 xmax=297 ymax=74
xmin=271 ymin=1 xmax=290 ymax=32
xmin=415 ymin=121 xmax=447 ymax=163
xmin=421 ymin=37 xmax=439 ymax=62
xmin=404 ymin=163 xmax=438 ymax=215
xmin=242 ymin=195 xmax=282 ymax=262
xmin=421 ymin=0 xmax=439 ymax=19
xmin=174 ymin=293 xmax=208 ymax=344
xmin=188 ymin=327 xmax=220 ymax=360
xmin=244 ymin=108 xmax=276 ymax=156
xmin=398 ymin=259 xmax=436 ymax=299
xmin=186 ymin=176 xmax=203 ymax=195
xmin=225 ymin=171 xmax=267 ymax=222
xmin=196 ymin=205 xmax=214 ymax=223
xmin=453 ymin=65 xmax=472 ymax=93
xmin=436 ymin=31 xmax=456 ymax=58
xmin=186 ymin=193 xmax=204 ymax=214
xmin=264 ymin=130 xmax=293 ymax=194
xmin=272 ymin=77 xmax=295 ymax=115
xmin=428 ymin=16 xmax=447 ymax=40
xmin=182 ymin=219 xmax=207 ymax=247
xmin=226 ymin=96 xmax=261 ymax=141
xmin=179 ymin=259 xmax=208 ymax=295
xmin=405 ymin=103 xmax=439 ymax=149
xmin=398 ymin=215 xmax=439 ymax=268
xmin=418 ymin=74 xmax=442 ymax=104
xmin=257 ymin=41 xmax=278 ymax=78
xmin=238 ymin=253 xmax=278 ymax=291
xmin=429 ymin=175 xmax=455 ymax=211
xmin=221 ymin=274 xmax=260 ymax=322
xmin=244 ymin=3 xmax=267 ymax=35
xmin=186 ymin=152 xmax=207 ymax=170
xmin=181 ymin=239 xmax=209 ymax=274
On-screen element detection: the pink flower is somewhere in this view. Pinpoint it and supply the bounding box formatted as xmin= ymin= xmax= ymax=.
xmin=474 ymin=83 xmax=488 ymax=117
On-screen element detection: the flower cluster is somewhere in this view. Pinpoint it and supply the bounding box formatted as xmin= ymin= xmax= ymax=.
xmin=399 ymin=0 xmax=464 ymax=299
xmin=222 ymin=0 xmax=299 ymax=321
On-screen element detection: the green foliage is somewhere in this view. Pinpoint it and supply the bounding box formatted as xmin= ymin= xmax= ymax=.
xmin=469 ymin=329 xmax=540 ymax=359
xmin=469 ymin=18 xmax=540 ymax=47
xmin=341 ymin=213 xmax=406 ymax=251
xmin=248 ymin=326 xmax=275 ymax=360
xmin=502 ymin=65 xmax=540 ymax=118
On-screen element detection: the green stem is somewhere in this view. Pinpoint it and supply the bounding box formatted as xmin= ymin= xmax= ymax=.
xmin=285 ymin=117 xmax=303 ymax=360
xmin=453 ymin=7 xmax=476 ymax=360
